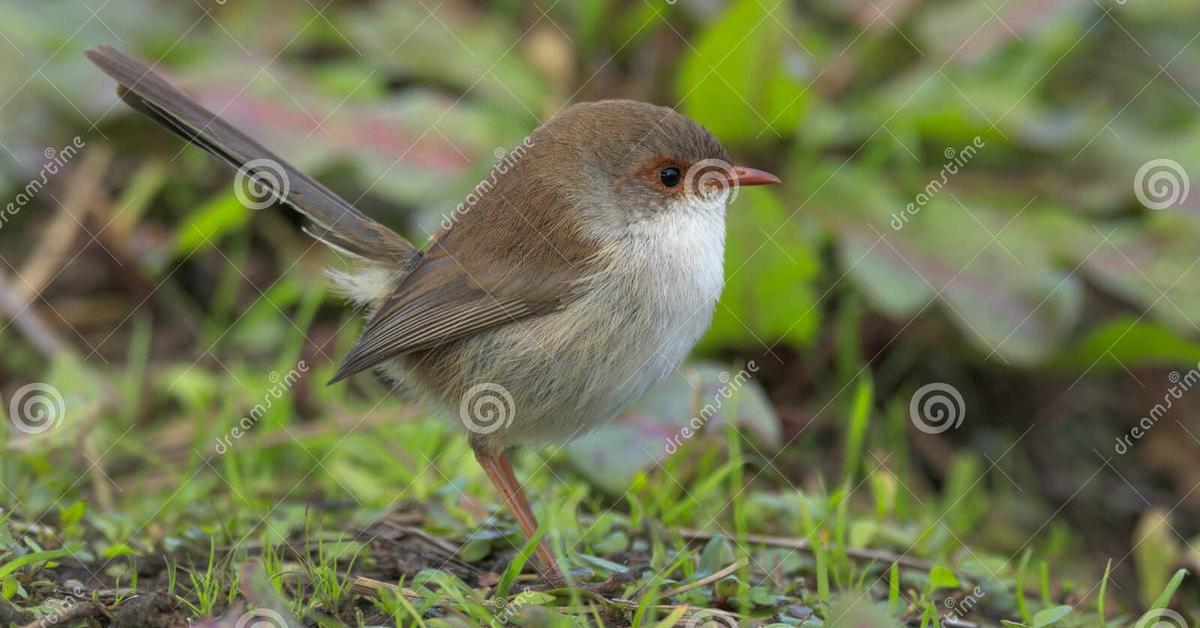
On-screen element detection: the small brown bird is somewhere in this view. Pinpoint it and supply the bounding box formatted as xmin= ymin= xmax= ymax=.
xmin=87 ymin=45 xmax=779 ymax=581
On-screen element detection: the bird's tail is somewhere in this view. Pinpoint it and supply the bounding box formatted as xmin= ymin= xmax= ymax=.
xmin=85 ymin=45 xmax=419 ymax=266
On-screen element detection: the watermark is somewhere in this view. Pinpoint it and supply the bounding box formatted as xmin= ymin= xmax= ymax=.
xmin=234 ymin=608 xmax=287 ymax=627
xmin=459 ymin=382 xmax=515 ymax=434
xmin=491 ymin=590 xmax=545 ymax=625
xmin=684 ymin=609 xmax=738 ymax=627
xmin=1134 ymin=158 xmax=1189 ymax=210
xmin=1136 ymin=608 xmax=1188 ymax=628
xmin=213 ymin=361 xmax=308 ymax=454
xmin=1 ymin=136 xmax=85 ymax=231
xmin=909 ymin=382 xmax=965 ymax=434
xmin=234 ymin=158 xmax=291 ymax=210
xmin=943 ymin=586 xmax=986 ymax=624
xmin=6 ymin=382 xmax=66 ymax=434
xmin=440 ymin=137 xmax=535 ymax=230
xmin=891 ymin=136 xmax=985 ymax=230
xmin=664 ymin=361 xmax=759 ymax=455
xmin=683 ymin=158 xmax=741 ymax=204
xmin=1114 ymin=364 xmax=1200 ymax=455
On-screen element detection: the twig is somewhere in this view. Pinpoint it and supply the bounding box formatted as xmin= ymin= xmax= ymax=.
xmin=671 ymin=526 xmax=940 ymax=575
xmin=18 ymin=601 xmax=97 ymax=628
xmin=350 ymin=575 xmax=423 ymax=600
xmin=660 ymin=558 xmax=748 ymax=598
xmin=16 ymin=148 xmax=111 ymax=304
xmin=0 ymin=269 xmax=67 ymax=356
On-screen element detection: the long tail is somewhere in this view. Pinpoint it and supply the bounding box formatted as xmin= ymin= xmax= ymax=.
xmin=85 ymin=45 xmax=419 ymax=266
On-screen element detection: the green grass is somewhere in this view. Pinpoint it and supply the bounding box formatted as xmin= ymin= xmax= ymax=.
xmin=3 ymin=361 xmax=1192 ymax=627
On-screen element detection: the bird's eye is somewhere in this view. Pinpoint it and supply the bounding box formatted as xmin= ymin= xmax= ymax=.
xmin=659 ymin=166 xmax=682 ymax=188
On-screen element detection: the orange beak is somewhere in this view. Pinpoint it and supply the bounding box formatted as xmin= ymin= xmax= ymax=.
xmin=730 ymin=166 xmax=781 ymax=186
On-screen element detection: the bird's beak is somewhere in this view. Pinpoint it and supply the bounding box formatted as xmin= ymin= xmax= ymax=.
xmin=730 ymin=166 xmax=781 ymax=187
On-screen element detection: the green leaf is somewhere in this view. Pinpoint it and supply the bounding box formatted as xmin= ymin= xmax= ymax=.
xmin=0 ymin=546 xmax=79 ymax=580
xmin=1134 ymin=509 xmax=1179 ymax=608
xmin=174 ymin=191 xmax=249 ymax=255
xmin=1055 ymin=317 xmax=1200 ymax=371
xmin=677 ymin=0 xmax=812 ymax=142
xmin=1031 ymin=604 xmax=1073 ymax=627
xmin=929 ymin=565 xmax=961 ymax=591
xmin=564 ymin=362 xmax=780 ymax=495
xmin=59 ymin=500 xmax=86 ymax=527
xmin=697 ymin=534 xmax=733 ymax=578
xmin=705 ymin=188 xmax=821 ymax=350
xmin=1147 ymin=568 xmax=1188 ymax=613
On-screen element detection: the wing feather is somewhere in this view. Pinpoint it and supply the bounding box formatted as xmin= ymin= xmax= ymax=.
xmin=327 ymin=263 xmax=566 ymax=383
xmin=86 ymin=45 xmax=417 ymax=265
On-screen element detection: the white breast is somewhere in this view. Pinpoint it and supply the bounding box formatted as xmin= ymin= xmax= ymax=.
xmin=483 ymin=197 xmax=727 ymax=446
xmin=348 ymin=197 xmax=728 ymax=449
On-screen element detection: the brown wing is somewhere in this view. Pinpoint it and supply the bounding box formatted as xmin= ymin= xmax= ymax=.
xmin=85 ymin=45 xmax=417 ymax=265
xmin=327 ymin=242 xmax=575 ymax=383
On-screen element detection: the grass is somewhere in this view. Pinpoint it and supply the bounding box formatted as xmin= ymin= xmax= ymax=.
xmin=2 ymin=321 xmax=1192 ymax=627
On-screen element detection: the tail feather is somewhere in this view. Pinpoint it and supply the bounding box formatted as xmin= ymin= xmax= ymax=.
xmin=86 ymin=45 xmax=419 ymax=266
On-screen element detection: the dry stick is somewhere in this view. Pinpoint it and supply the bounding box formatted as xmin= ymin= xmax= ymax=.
xmin=660 ymin=557 xmax=748 ymax=599
xmin=17 ymin=601 xmax=97 ymax=628
xmin=671 ymin=526 xmax=940 ymax=575
xmin=350 ymin=575 xmax=424 ymax=600
xmin=16 ymin=148 xmax=111 ymax=304
xmin=0 ymin=269 xmax=67 ymax=356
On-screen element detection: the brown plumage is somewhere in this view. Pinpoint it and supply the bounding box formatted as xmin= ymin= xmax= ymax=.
xmin=87 ymin=46 xmax=779 ymax=582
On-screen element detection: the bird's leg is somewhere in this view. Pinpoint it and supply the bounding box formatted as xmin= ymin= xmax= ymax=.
xmin=472 ymin=446 xmax=564 ymax=582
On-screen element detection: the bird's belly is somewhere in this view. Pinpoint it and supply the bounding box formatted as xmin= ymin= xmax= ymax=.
xmin=393 ymin=210 xmax=726 ymax=450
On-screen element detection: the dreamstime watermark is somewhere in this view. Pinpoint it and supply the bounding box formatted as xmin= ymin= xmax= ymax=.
xmin=943 ymin=586 xmax=986 ymax=625
xmin=684 ymin=609 xmax=738 ymax=627
xmin=234 ymin=158 xmax=291 ymax=210
xmin=664 ymin=361 xmax=759 ymax=455
xmin=909 ymin=382 xmax=966 ymax=434
xmin=683 ymin=158 xmax=742 ymax=204
xmin=1134 ymin=158 xmax=1189 ymax=211
xmin=891 ymin=136 xmax=986 ymax=230
xmin=491 ymin=591 xmax=544 ymax=625
xmin=213 ymin=361 xmax=309 ymax=454
xmin=6 ymin=382 xmax=66 ymax=434
xmin=459 ymin=382 xmax=515 ymax=434
xmin=440 ymin=137 xmax=536 ymax=230
xmin=233 ymin=608 xmax=287 ymax=627
xmin=34 ymin=581 xmax=86 ymax=625
xmin=1136 ymin=608 xmax=1188 ymax=628
xmin=1114 ymin=364 xmax=1200 ymax=455
xmin=1 ymin=136 xmax=86 ymax=231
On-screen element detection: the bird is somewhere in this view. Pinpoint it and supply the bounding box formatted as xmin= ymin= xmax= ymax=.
xmin=86 ymin=45 xmax=780 ymax=582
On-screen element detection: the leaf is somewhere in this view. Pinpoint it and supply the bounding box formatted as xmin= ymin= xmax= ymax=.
xmin=823 ymin=166 xmax=1083 ymax=364
xmin=348 ymin=3 xmax=548 ymax=118
xmin=704 ymin=188 xmax=821 ymax=351
xmin=564 ymin=362 xmax=780 ymax=494
xmin=1031 ymin=604 xmax=1073 ymax=627
xmin=0 ymin=546 xmax=79 ymax=580
xmin=59 ymin=500 xmax=86 ymax=527
xmin=174 ymin=192 xmax=248 ymax=255
xmin=677 ymin=0 xmax=813 ymax=142
xmin=1054 ymin=317 xmax=1200 ymax=371
xmin=928 ymin=565 xmax=961 ymax=592
xmin=697 ymin=535 xmax=733 ymax=578
xmin=1134 ymin=509 xmax=1179 ymax=608
xmin=1147 ymin=568 xmax=1188 ymax=614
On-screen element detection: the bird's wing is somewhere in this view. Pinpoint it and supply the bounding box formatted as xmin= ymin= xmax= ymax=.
xmin=328 ymin=243 xmax=576 ymax=382
xmin=85 ymin=45 xmax=418 ymax=265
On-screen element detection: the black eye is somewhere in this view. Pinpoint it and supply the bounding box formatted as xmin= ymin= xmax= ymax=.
xmin=659 ymin=166 xmax=682 ymax=187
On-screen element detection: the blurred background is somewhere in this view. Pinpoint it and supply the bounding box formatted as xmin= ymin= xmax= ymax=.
xmin=2 ymin=0 xmax=1200 ymax=625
